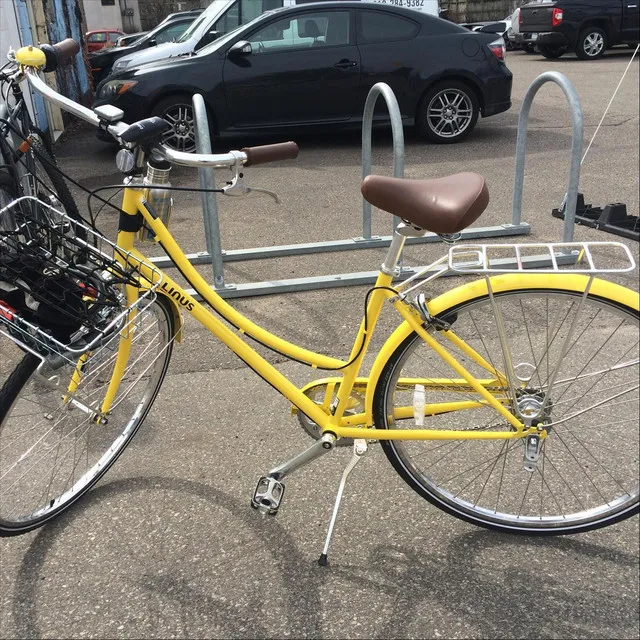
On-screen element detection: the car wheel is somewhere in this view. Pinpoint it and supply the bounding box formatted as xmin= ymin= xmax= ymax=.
xmin=575 ymin=26 xmax=607 ymax=60
xmin=523 ymin=42 xmax=536 ymax=54
xmin=537 ymin=43 xmax=566 ymax=59
xmin=417 ymin=81 xmax=479 ymax=144
xmin=152 ymin=95 xmax=197 ymax=153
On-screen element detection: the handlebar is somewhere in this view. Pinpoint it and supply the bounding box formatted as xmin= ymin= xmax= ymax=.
xmin=40 ymin=39 xmax=80 ymax=73
xmin=15 ymin=41 xmax=299 ymax=172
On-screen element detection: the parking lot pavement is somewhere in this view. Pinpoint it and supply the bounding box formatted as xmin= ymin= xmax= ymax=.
xmin=1 ymin=51 xmax=639 ymax=639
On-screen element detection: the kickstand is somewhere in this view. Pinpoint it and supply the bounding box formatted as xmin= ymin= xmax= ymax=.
xmin=318 ymin=438 xmax=367 ymax=567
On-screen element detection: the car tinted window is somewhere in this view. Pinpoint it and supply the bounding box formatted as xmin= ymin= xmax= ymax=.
xmin=108 ymin=32 xmax=120 ymax=42
xmin=249 ymin=10 xmax=350 ymax=53
xmin=156 ymin=21 xmax=190 ymax=44
xmin=358 ymin=10 xmax=418 ymax=44
xmin=88 ymin=33 xmax=107 ymax=43
xmin=480 ymin=22 xmax=506 ymax=33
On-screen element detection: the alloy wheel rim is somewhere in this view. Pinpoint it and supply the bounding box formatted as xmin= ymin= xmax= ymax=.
xmin=427 ymin=89 xmax=473 ymax=139
xmin=161 ymin=104 xmax=196 ymax=153
xmin=584 ymin=32 xmax=604 ymax=56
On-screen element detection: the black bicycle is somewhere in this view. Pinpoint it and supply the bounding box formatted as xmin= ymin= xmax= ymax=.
xmin=0 ymin=45 xmax=81 ymax=228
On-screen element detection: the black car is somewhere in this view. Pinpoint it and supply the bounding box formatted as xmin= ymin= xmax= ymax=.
xmin=95 ymin=2 xmax=512 ymax=150
xmin=519 ymin=0 xmax=639 ymax=59
xmin=88 ymin=10 xmax=203 ymax=84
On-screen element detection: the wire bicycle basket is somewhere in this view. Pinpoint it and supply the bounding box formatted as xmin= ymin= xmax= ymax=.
xmin=0 ymin=196 xmax=161 ymax=365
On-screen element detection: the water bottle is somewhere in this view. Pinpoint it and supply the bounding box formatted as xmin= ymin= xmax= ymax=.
xmin=140 ymin=158 xmax=172 ymax=242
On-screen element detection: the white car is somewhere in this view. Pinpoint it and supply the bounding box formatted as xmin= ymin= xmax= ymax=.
xmin=111 ymin=0 xmax=440 ymax=75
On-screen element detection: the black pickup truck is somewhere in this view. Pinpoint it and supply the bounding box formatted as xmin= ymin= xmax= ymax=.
xmin=519 ymin=0 xmax=639 ymax=59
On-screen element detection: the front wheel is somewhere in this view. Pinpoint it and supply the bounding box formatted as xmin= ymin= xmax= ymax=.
xmin=373 ymin=286 xmax=639 ymax=535
xmin=417 ymin=81 xmax=480 ymax=144
xmin=0 ymin=295 xmax=176 ymax=536
xmin=152 ymin=95 xmax=198 ymax=153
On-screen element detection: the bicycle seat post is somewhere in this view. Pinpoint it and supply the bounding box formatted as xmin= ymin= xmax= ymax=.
xmin=381 ymin=223 xmax=426 ymax=276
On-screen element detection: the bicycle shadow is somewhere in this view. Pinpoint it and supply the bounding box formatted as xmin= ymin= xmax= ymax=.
xmin=326 ymin=529 xmax=639 ymax=639
xmin=11 ymin=476 xmax=326 ymax=639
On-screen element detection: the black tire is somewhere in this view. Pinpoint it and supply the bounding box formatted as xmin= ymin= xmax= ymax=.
xmin=24 ymin=134 xmax=83 ymax=224
xmin=575 ymin=26 xmax=608 ymax=60
xmin=151 ymin=95 xmax=197 ymax=153
xmin=0 ymin=295 xmax=176 ymax=536
xmin=537 ymin=43 xmax=566 ymax=59
xmin=0 ymin=171 xmax=24 ymax=235
xmin=417 ymin=81 xmax=480 ymax=144
xmin=373 ymin=287 xmax=639 ymax=535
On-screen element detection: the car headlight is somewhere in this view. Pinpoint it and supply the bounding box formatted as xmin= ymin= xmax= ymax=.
xmin=97 ymin=80 xmax=137 ymax=100
xmin=113 ymin=59 xmax=129 ymax=71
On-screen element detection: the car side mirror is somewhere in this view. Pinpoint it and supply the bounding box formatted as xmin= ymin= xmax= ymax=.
xmin=148 ymin=38 xmax=157 ymax=47
xmin=228 ymin=40 xmax=252 ymax=58
xmin=198 ymin=30 xmax=220 ymax=48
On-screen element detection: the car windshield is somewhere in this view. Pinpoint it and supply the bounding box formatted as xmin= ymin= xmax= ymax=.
xmin=178 ymin=0 xmax=229 ymax=42
xmin=197 ymin=9 xmax=277 ymax=55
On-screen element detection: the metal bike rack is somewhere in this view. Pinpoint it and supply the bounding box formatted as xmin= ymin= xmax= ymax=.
xmin=151 ymin=76 xmax=583 ymax=298
xmin=512 ymin=71 xmax=583 ymax=245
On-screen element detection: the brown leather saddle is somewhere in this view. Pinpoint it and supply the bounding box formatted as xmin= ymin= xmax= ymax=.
xmin=361 ymin=172 xmax=489 ymax=234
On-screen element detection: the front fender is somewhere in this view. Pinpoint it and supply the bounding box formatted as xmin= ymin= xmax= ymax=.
xmin=157 ymin=289 xmax=184 ymax=343
xmin=364 ymin=273 xmax=639 ymax=425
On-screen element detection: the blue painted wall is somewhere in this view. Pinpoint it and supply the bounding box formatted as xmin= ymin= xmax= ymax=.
xmin=43 ymin=0 xmax=91 ymax=103
xmin=15 ymin=0 xmax=91 ymax=132
xmin=44 ymin=0 xmax=91 ymax=105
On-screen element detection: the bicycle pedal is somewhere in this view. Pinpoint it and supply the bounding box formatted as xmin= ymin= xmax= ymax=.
xmin=251 ymin=476 xmax=285 ymax=515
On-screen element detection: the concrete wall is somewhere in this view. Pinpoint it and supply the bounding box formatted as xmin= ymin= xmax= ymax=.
xmin=0 ymin=0 xmax=49 ymax=131
xmin=442 ymin=0 xmax=519 ymax=22
xmin=82 ymin=0 xmax=141 ymax=32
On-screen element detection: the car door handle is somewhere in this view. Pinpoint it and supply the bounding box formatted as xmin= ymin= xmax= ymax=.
xmin=334 ymin=59 xmax=358 ymax=70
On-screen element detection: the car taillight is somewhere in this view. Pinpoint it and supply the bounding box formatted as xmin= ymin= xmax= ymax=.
xmin=552 ymin=8 xmax=563 ymax=27
xmin=488 ymin=38 xmax=506 ymax=62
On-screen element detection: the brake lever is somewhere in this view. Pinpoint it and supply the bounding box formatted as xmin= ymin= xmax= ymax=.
xmin=222 ymin=170 xmax=280 ymax=204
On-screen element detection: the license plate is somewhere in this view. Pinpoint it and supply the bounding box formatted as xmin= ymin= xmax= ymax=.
xmin=531 ymin=33 xmax=538 ymax=40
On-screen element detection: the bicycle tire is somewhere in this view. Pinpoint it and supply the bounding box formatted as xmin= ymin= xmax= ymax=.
xmin=373 ymin=285 xmax=639 ymax=535
xmin=0 ymin=294 xmax=176 ymax=536
xmin=26 ymin=134 xmax=83 ymax=224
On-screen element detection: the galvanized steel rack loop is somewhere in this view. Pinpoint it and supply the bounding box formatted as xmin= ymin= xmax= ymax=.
xmin=511 ymin=71 xmax=584 ymax=243
xmin=152 ymin=75 xmax=587 ymax=299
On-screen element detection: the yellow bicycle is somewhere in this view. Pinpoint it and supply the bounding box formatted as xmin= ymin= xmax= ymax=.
xmin=0 ymin=43 xmax=638 ymax=560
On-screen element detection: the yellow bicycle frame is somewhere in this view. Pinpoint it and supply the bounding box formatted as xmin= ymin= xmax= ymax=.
xmin=101 ymin=185 xmax=639 ymax=443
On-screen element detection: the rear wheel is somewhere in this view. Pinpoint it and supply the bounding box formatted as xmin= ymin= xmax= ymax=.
xmin=575 ymin=27 xmax=607 ymax=60
xmin=373 ymin=286 xmax=639 ymax=535
xmin=0 ymin=295 xmax=176 ymax=536
xmin=417 ymin=81 xmax=480 ymax=144
xmin=537 ymin=43 xmax=567 ymax=59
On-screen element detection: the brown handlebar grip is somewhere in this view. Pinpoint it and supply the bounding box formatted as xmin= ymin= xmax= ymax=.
xmin=241 ymin=141 xmax=299 ymax=167
xmin=52 ymin=39 xmax=80 ymax=65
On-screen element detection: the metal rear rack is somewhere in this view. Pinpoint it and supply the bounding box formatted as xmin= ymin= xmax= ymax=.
xmin=448 ymin=242 xmax=636 ymax=274
xmin=395 ymin=241 xmax=636 ymax=297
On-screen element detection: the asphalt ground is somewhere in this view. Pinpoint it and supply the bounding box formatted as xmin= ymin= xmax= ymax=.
xmin=1 ymin=49 xmax=639 ymax=639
